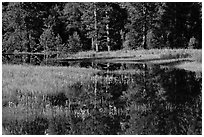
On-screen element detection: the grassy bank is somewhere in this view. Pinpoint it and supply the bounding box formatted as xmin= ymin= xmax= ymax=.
xmin=2 ymin=64 xmax=98 ymax=106
xmin=2 ymin=64 xmax=100 ymax=134
xmin=74 ymin=49 xmax=201 ymax=62
xmin=175 ymin=62 xmax=202 ymax=73
xmin=74 ymin=49 xmax=202 ymax=72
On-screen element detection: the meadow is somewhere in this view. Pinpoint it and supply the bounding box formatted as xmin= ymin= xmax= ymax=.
xmin=2 ymin=64 xmax=99 ymax=103
xmin=74 ymin=49 xmax=201 ymax=60
xmin=2 ymin=48 xmax=202 ymax=110
xmin=2 ymin=64 xmax=100 ymax=134
xmin=74 ymin=49 xmax=202 ymax=72
xmin=2 ymin=48 xmax=202 ymax=134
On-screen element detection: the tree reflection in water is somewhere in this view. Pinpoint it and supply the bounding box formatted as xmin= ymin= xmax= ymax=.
xmin=123 ymin=64 xmax=201 ymax=135
xmin=55 ymin=62 xmax=201 ymax=135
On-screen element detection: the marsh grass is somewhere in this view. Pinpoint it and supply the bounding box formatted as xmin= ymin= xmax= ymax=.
xmin=2 ymin=64 xmax=100 ymax=134
xmin=2 ymin=64 xmax=98 ymax=115
xmin=191 ymin=50 xmax=202 ymax=63
xmin=75 ymin=49 xmax=201 ymax=62
xmin=2 ymin=64 xmax=98 ymax=95
xmin=2 ymin=63 xmax=118 ymax=135
xmin=2 ymin=100 xmax=71 ymax=135
xmin=160 ymin=49 xmax=191 ymax=59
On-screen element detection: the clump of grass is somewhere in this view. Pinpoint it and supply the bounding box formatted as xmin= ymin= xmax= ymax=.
xmin=194 ymin=54 xmax=202 ymax=63
xmin=2 ymin=90 xmax=72 ymax=135
xmin=160 ymin=49 xmax=192 ymax=59
xmin=3 ymin=109 xmax=49 ymax=135
xmin=74 ymin=50 xmax=97 ymax=58
xmin=192 ymin=50 xmax=202 ymax=63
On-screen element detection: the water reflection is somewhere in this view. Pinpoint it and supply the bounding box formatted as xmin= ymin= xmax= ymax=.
xmin=47 ymin=63 xmax=201 ymax=135
xmin=3 ymin=62 xmax=202 ymax=135
xmin=124 ymin=66 xmax=202 ymax=135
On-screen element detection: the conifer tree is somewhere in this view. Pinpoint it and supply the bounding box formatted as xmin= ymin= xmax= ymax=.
xmin=124 ymin=2 xmax=161 ymax=49
xmin=67 ymin=32 xmax=82 ymax=53
xmin=40 ymin=27 xmax=56 ymax=52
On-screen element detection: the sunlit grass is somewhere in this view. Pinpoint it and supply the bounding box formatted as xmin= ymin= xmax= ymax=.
xmin=2 ymin=64 xmax=100 ymax=134
xmin=2 ymin=64 xmax=99 ymax=103
xmin=175 ymin=62 xmax=202 ymax=73
xmin=75 ymin=49 xmax=202 ymax=63
xmin=191 ymin=50 xmax=202 ymax=63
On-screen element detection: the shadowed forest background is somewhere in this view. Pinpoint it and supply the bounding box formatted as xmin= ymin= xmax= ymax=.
xmin=2 ymin=2 xmax=202 ymax=64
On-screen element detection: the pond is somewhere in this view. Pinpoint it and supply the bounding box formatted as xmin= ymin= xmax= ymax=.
xmin=3 ymin=61 xmax=202 ymax=135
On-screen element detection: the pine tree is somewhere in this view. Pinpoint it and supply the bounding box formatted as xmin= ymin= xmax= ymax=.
xmin=55 ymin=34 xmax=63 ymax=58
xmin=40 ymin=27 xmax=56 ymax=63
xmin=2 ymin=2 xmax=54 ymax=63
xmin=124 ymin=2 xmax=161 ymax=49
xmin=81 ymin=2 xmax=99 ymax=51
xmin=66 ymin=32 xmax=82 ymax=53
xmin=40 ymin=27 xmax=56 ymax=51
xmin=81 ymin=3 xmax=128 ymax=51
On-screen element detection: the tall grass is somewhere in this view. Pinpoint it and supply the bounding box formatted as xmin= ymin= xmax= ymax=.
xmin=2 ymin=64 xmax=100 ymax=134
xmin=191 ymin=50 xmax=202 ymax=63
xmin=2 ymin=64 xmax=98 ymax=104
xmin=159 ymin=49 xmax=202 ymax=61
xmin=160 ymin=49 xmax=191 ymax=59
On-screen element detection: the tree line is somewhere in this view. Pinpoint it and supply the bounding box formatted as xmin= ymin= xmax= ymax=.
xmin=2 ymin=2 xmax=202 ymax=57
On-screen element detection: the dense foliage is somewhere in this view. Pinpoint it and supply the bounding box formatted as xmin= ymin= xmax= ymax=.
xmin=2 ymin=2 xmax=202 ymax=59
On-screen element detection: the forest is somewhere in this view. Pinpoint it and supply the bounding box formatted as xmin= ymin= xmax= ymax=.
xmin=2 ymin=2 xmax=202 ymax=135
xmin=2 ymin=2 xmax=202 ymax=64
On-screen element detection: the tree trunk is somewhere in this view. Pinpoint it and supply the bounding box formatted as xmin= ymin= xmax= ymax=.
xmin=94 ymin=3 xmax=98 ymax=52
xmin=91 ymin=37 xmax=94 ymax=50
xmin=26 ymin=33 xmax=31 ymax=63
xmin=106 ymin=10 xmax=110 ymax=52
xmin=143 ymin=5 xmax=147 ymax=49
xmin=120 ymin=29 xmax=125 ymax=47
xmin=143 ymin=23 xmax=147 ymax=49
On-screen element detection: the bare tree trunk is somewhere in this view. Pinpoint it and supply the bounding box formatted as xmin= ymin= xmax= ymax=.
xmin=91 ymin=37 xmax=94 ymax=50
xmin=44 ymin=41 xmax=48 ymax=65
xmin=106 ymin=10 xmax=110 ymax=52
xmin=143 ymin=22 xmax=147 ymax=49
xmin=120 ymin=29 xmax=125 ymax=47
xmin=143 ymin=4 xmax=147 ymax=49
xmin=26 ymin=33 xmax=31 ymax=64
xmin=94 ymin=3 xmax=98 ymax=52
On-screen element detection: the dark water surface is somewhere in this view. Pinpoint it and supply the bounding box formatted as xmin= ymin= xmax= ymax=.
xmin=3 ymin=62 xmax=202 ymax=135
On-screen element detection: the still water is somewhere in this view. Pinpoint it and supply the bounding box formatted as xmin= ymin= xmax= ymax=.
xmin=3 ymin=62 xmax=202 ymax=135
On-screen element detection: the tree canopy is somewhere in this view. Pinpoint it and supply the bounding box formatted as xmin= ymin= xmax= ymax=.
xmin=2 ymin=2 xmax=202 ymax=58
